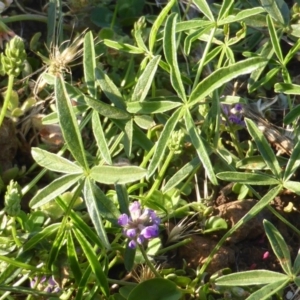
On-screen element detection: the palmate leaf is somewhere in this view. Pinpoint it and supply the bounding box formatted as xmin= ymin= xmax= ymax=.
xmin=55 ymin=76 xmax=89 ymax=170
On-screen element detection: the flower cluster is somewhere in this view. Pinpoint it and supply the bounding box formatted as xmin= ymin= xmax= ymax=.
xmin=118 ymin=201 xmax=160 ymax=249
xmin=221 ymin=103 xmax=245 ymax=126
xmin=30 ymin=276 xmax=60 ymax=293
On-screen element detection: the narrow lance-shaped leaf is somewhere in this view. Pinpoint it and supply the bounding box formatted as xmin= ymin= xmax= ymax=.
xmin=284 ymin=140 xmax=300 ymax=181
xmin=259 ymin=0 xmax=290 ymax=27
xmin=147 ymin=107 xmax=183 ymax=178
xmin=266 ymin=15 xmax=283 ymax=63
xmin=132 ymin=56 xmax=161 ymax=102
xmin=184 ymin=110 xmax=217 ymax=185
xmin=90 ymin=165 xmax=147 ymax=184
xmin=95 ymin=67 xmax=126 ymax=109
xmin=85 ymin=95 xmax=130 ymax=120
xmin=245 ymin=118 xmax=282 ymax=179
xmin=84 ymin=178 xmax=113 ymax=249
xmin=149 ymin=0 xmax=176 ymax=52
xmin=92 ymin=111 xmax=112 ymax=165
xmin=189 ymin=58 xmax=266 ymax=106
xmin=31 ymin=147 xmax=83 ymax=174
xmin=215 ymin=270 xmax=288 ymax=286
xmin=84 ymin=31 xmax=97 ymax=98
xmin=263 ymin=219 xmax=293 ymax=275
xmin=217 ymin=172 xmax=280 ymax=185
xmin=164 ymin=13 xmax=186 ymax=102
xmin=124 ymin=118 xmax=133 ymax=157
xmin=29 ymin=174 xmax=83 ymax=209
xmin=73 ymin=227 xmax=109 ymax=297
xmin=127 ymin=100 xmax=182 ymax=114
xmin=67 ymin=231 xmax=82 ymax=286
xmin=55 ymin=76 xmax=89 ymax=170
xmin=246 ymin=278 xmax=290 ymax=300
xmin=193 ymin=0 xmax=215 ymax=21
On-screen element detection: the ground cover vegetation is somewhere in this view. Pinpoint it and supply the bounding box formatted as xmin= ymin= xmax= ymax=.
xmin=1 ymin=0 xmax=300 ymax=299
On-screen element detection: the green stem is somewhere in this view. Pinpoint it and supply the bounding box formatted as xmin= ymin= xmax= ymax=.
xmin=192 ymin=26 xmax=216 ymax=90
xmin=157 ymin=238 xmax=192 ymax=255
xmin=139 ymin=245 xmax=161 ymax=277
xmin=146 ymin=149 xmax=175 ymax=199
xmin=0 ymin=74 xmax=14 ymax=128
xmin=11 ymin=217 xmax=22 ymax=247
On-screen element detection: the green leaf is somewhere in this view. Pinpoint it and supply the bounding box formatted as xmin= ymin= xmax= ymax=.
xmin=163 ymin=156 xmax=201 ymax=193
xmin=131 ymin=56 xmax=161 ymax=102
xmin=215 ymin=270 xmax=288 ymax=286
xmin=103 ymin=39 xmax=144 ymax=54
xmin=31 ymin=148 xmax=83 ymax=174
xmin=134 ymin=115 xmax=154 ymax=130
xmin=55 ymin=76 xmax=89 ymax=170
xmin=283 ymin=181 xmax=300 ymax=195
xmin=84 ymin=179 xmax=112 ymax=249
xmin=176 ymin=20 xmax=213 ymax=32
xmin=259 ymin=0 xmax=290 ymax=27
xmin=124 ymin=242 xmax=136 ymax=271
xmin=246 ymin=278 xmax=290 ymax=300
xmin=0 ymin=255 xmax=38 ymax=272
xmin=23 ymin=224 xmax=60 ymax=251
xmin=95 ymin=67 xmax=126 ymax=109
xmin=217 ymin=0 xmax=234 ymax=21
xmin=73 ymin=227 xmax=109 ymax=297
xmin=147 ymin=107 xmax=182 ymax=178
xmin=236 ymin=156 xmax=288 ymax=170
xmin=127 ymin=100 xmax=182 ymax=114
xmin=275 ymin=83 xmax=300 ymax=95
xmin=29 ymin=174 xmax=83 ymax=209
xmin=67 ymin=231 xmax=82 ymax=285
xmin=149 ymin=0 xmax=176 ymax=52
xmin=245 ymin=118 xmax=282 ymax=179
xmin=293 ymin=249 xmax=300 ymax=275
xmin=184 ymin=110 xmax=217 ymax=185
xmin=263 ymin=220 xmax=292 ymax=275
xmin=217 ymin=172 xmax=280 ymax=185
xmin=284 ymin=140 xmax=300 ymax=181
xmin=283 ymin=104 xmax=300 ymax=124
xmin=218 ymin=7 xmax=265 ymax=25
xmin=55 ymin=196 xmax=105 ymax=250
xmin=266 ymin=15 xmax=283 ymax=63
xmin=85 ymin=96 xmax=130 ymax=120
xmin=84 ymin=31 xmax=97 ymax=97
xmin=193 ymin=0 xmax=214 ymax=21
xmin=189 ymin=58 xmax=266 ymax=106
xmin=92 ymin=111 xmax=112 ymax=165
xmin=90 ymin=165 xmax=147 ymax=184
xmin=128 ymin=278 xmax=182 ymax=300
xmin=123 ymin=118 xmax=132 ymax=157
xmin=164 ymin=13 xmax=186 ymax=102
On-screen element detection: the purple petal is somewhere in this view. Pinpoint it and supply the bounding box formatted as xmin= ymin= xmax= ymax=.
xmin=137 ymin=235 xmax=145 ymax=244
xmin=129 ymin=201 xmax=141 ymax=220
xmin=118 ymin=214 xmax=129 ymax=226
xmin=141 ymin=225 xmax=159 ymax=239
xmin=221 ymin=104 xmax=229 ymax=115
xmin=234 ymin=103 xmax=243 ymax=111
xmin=128 ymin=240 xmax=137 ymax=249
xmin=125 ymin=228 xmax=137 ymax=238
xmin=149 ymin=211 xmax=160 ymax=225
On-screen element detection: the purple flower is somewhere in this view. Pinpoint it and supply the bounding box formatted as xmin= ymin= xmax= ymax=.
xmin=221 ymin=103 xmax=245 ymax=126
xmin=30 ymin=276 xmax=60 ymax=293
xmin=118 ymin=201 xmax=160 ymax=249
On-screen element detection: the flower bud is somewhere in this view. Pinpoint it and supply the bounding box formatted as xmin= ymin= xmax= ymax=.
xmin=4 ymin=180 xmax=21 ymax=216
xmin=1 ymin=36 xmax=26 ymax=76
